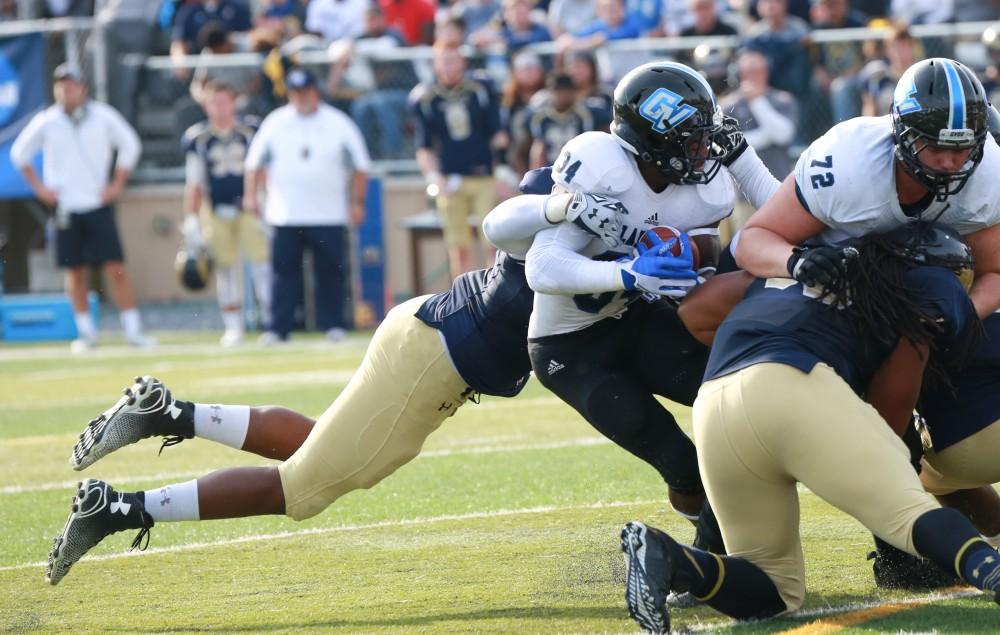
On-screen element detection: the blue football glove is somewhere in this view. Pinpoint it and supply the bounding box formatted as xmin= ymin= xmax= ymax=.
xmin=618 ymin=231 xmax=697 ymax=298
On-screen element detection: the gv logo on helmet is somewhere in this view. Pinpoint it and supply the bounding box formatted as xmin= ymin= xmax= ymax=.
xmin=638 ymin=87 xmax=696 ymax=133
xmin=894 ymin=77 xmax=922 ymax=115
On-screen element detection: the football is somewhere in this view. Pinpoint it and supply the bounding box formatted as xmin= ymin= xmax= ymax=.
xmin=638 ymin=226 xmax=700 ymax=269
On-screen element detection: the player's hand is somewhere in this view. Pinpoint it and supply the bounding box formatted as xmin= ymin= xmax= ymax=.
xmin=618 ymin=242 xmax=697 ymax=298
xmin=786 ymin=245 xmax=859 ymax=288
xmin=563 ymin=191 xmax=625 ymax=248
xmin=37 ymin=185 xmax=59 ymax=208
xmin=350 ymin=201 xmax=366 ymax=227
xmin=181 ymin=215 xmax=203 ymax=247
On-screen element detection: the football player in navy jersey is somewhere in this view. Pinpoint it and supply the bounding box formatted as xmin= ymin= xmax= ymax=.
xmin=620 ymin=224 xmax=1000 ymax=633
xmin=527 ymin=74 xmax=605 ymax=169
xmin=181 ymin=81 xmax=271 ymax=346
xmin=736 ymin=58 xmax=1000 ymax=319
xmin=44 ymin=192 xmax=623 ymax=586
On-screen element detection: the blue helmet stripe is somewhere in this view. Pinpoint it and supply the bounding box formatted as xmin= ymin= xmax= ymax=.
xmin=941 ymin=60 xmax=965 ymax=130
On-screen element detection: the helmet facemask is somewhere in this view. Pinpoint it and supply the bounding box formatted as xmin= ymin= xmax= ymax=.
xmin=892 ymin=113 xmax=986 ymax=202
xmin=630 ymin=108 xmax=742 ymax=185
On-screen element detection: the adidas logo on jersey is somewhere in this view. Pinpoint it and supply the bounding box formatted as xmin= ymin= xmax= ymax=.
xmin=547 ymin=359 xmax=565 ymax=375
xmin=643 ymin=213 xmax=659 ymax=225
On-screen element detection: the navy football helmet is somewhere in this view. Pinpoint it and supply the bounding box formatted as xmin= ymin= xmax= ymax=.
xmin=175 ymin=243 xmax=213 ymax=291
xmin=611 ymin=61 xmax=741 ymax=185
xmin=891 ymin=58 xmax=989 ymax=201
xmin=883 ymin=222 xmax=974 ymax=290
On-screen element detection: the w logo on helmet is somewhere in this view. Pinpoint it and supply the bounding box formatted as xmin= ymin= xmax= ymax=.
xmin=638 ymin=88 xmax=697 ymax=133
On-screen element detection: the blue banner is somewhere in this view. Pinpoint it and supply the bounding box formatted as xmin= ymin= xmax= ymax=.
xmin=0 ymin=33 xmax=46 ymax=199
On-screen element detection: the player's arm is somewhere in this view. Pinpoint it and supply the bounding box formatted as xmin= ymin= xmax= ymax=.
xmin=964 ymin=223 xmax=1000 ymax=318
xmin=676 ymin=271 xmax=753 ymax=346
xmin=525 ymin=224 xmax=624 ymax=295
xmin=725 ymin=142 xmax=781 ymax=211
xmin=734 ymin=174 xmax=828 ymax=277
xmin=866 ymin=339 xmax=930 ymax=438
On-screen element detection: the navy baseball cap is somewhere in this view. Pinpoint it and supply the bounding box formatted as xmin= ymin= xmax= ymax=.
xmin=285 ymin=67 xmax=316 ymax=91
xmin=53 ymin=63 xmax=85 ymax=83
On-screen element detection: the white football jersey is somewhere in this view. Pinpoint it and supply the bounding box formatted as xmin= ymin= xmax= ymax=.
xmin=795 ymin=116 xmax=1000 ymax=245
xmin=528 ymin=131 xmax=737 ymax=338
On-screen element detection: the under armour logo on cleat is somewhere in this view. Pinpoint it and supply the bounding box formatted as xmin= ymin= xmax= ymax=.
xmin=159 ymin=488 xmax=171 ymax=507
xmin=547 ymin=359 xmax=565 ymax=375
xmin=110 ymin=493 xmax=131 ymax=516
xmin=210 ymin=404 xmax=222 ymax=424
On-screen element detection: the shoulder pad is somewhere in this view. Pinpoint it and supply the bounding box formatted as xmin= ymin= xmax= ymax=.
xmin=181 ymin=121 xmax=208 ymax=150
xmin=551 ymin=132 xmax=635 ymax=195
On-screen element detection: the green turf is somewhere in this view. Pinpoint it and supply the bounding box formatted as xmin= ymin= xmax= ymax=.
xmin=0 ymin=335 xmax=996 ymax=634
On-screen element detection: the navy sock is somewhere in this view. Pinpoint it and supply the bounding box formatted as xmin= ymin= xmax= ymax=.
xmin=674 ymin=544 xmax=786 ymax=619
xmin=912 ymin=508 xmax=1000 ymax=593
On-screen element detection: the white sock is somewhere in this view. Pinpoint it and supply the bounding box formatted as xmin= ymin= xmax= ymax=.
xmin=983 ymin=532 xmax=1000 ymax=549
xmin=119 ymin=308 xmax=143 ymax=338
xmin=143 ymin=479 xmax=200 ymax=522
xmin=74 ymin=312 xmax=96 ymax=340
xmin=222 ymin=310 xmax=244 ymax=334
xmin=194 ymin=403 xmax=250 ymax=449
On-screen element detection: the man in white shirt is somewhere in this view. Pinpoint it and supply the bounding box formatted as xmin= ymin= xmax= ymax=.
xmin=305 ymin=0 xmax=369 ymax=42
xmin=10 ymin=64 xmax=154 ymax=352
xmin=244 ymin=68 xmax=371 ymax=343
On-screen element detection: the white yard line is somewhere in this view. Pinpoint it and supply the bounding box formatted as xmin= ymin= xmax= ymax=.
xmin=0 ymin=498 xmax=655 ymax=572
xmin=0 ymin=437 xmax=612 ymax=495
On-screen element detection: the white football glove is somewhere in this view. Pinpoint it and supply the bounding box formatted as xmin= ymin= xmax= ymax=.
xmin=546 ymin=191 xmax=625 ymax=248
xmin=181 ymin=215 xmax=203 ymax=248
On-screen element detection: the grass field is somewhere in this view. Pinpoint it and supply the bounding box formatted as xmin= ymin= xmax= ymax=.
xmin=1 ymin=333 xmax=997 ymax=634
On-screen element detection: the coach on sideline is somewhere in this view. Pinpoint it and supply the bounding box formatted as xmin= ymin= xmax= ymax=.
xmin=10 ymin=63 xmax=154 ymax=352
xmin=244 ymin=67 xmax=371 ymax=343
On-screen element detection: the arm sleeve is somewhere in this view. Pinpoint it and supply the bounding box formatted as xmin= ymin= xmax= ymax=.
xmin=9 ymin=113 xmax=45 ymax=168
xmin=525 ymin=225 xmax=624 ymax=295
xmin=244 ymin=118 xmax=272 ymax=169
xmin=727 ymin=144 xmax=781 ymax=210
xmin=746 ymin=95 xmax=797 ymax=147
xmin=104 ymin=106 xmax=142 ymax=170
xmin=481 ymin=194 xmax=552 ymax=260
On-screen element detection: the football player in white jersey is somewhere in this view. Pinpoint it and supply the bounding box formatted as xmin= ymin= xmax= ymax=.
xmin=501 ymin=62 xmax=781 ymax=521
xmin=736 ymin=57 xmax=1000 ymax=319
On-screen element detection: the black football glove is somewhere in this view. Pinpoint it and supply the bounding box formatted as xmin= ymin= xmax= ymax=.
xmin=786 ymin=245 xmax=858 ymax=288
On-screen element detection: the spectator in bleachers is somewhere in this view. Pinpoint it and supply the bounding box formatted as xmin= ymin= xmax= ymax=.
xmin=435 ymin=15 xmax=469 ymax=45
xmin=851 ymin=0 xmax=890 ymax=20
xmin=953 ymin=0 xmax=1000 ymax=22
xmin=890 ymin=0 xmax=953 ymax=24
xmin=411 ymin=44 xmax=504 ymax=278
xmin=811 ymin=0 xmax=867 ymax=123
xmin=528 ymin=73 xmax=602 ymax=168
xmin=98 ymin=0 xmax=161 ymax=124
xmin=547 ymin=0 xmax=597 ymax=37
xmin=471 ymin=0 xmax=552 ymax=53
xmin=23 ymin=0 xmax=94 ymax=17
xmin=691 ymin=44 xmax=735 ymax=95
xmin=245 ymin=68 xmax=371 ymax=344
xmin=502 ymin=51 xmax=547 ymax=174
xmin=983 ymin=25 xmax=1000 ymax=105
xmin=747 ymin=0 xmax=812 ymax=23
xmin=722 ymin=49 xmax=798 ymax=179
xmin=0 ymin=0 xmax=15 ymax=20
xmin=338 ymin=6 xmax=418 ymax=159
xmin=625 ymin=0 xmax=663 ymax=35
xmin=557 ymin=0 xmax=644 ymax=53
xmin=305 ymin=0 xmax=369 ymax=42
xmin=565 ymin=50 xmax=613 ymax=125
xmin=744 ymin=0 xmax=811 ymax=100
xmin=380 ymin=0 xmax=437 ymax=45
xmin=441 ymin=0 xmax=503 ymax=38
xmin=859 ymin=23 xmax=917 ymax=116
xmin=254 ymin=0 xmax=307 ymax=40
xmin=170 ymin=1 xmax=252 ymax=78
xmin=680 ymin=0 xmax=737 ymax=37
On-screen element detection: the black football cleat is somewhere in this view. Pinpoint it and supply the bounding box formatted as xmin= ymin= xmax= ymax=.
xmin=621 ymin=521 xmax=676 ymax=634
xmin=869 ymin=537 xmax=963 ymax=590
xmin=70 ymin=376 xmax=193 ymax=470
xmin=46 ymin=479 xmax=153 ymax=585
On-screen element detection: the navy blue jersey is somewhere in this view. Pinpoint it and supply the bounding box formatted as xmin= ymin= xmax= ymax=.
xmin=920 ymin=313 xmax=1000 ymax=451
xmin=415 ymin=252 xmax=534 ymax=397
xmin=409 ymin=78 xmax=501 ymax=176
xmin=182 ymin=117 xmax=258 ymax=215
xmin=528 ymin=103 xmax=601 ymax=166
xmin=706 ymin=267 xmax=977 ymax=395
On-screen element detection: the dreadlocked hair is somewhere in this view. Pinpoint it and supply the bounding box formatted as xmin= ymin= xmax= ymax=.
xmin=818 ymin=233 xmax=975 ymax=389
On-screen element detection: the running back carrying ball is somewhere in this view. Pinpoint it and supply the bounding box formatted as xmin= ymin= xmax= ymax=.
xmin=639 ymin=226 xmax=701 ymax=270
